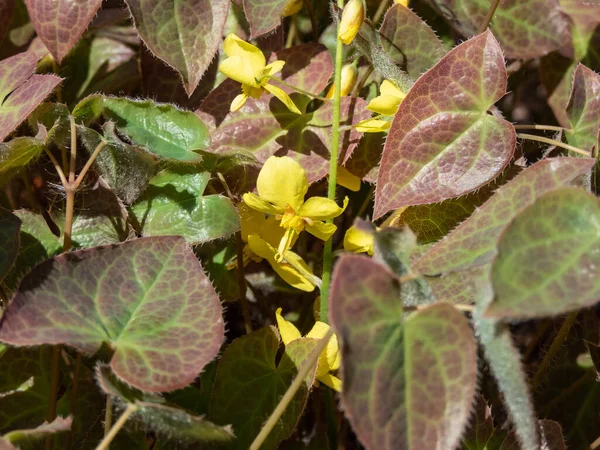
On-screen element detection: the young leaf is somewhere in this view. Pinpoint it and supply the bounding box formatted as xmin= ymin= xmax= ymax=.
xmin=129 ymin=168 xmax=240 ymax=244
xmin=209 ymin=327 xmax=318 ymax=450
xmin=0 ymin=236 xmax=225 ymax=392
xmin=124 ymin=0 xmax=229 ymax=95
xmin=414 ymin=157 xmax=595 ymax=275
xmin=374 ymin=31 xmax=515 ymax=218
xmin=243 ymin=0 xmax=289 ymax=38
xmin=565 ymin=64 xmax=600 ymax=153
xmin=488 ymin=187 xmax=600 ymax=319
xmin=27 ymin=102 xmax=70 ymax=147
xmin=329 ymin=254 xmax=478 ymax=450
xmin=0 ymin=208 xmax=20 ymax=280
xmin=0 ymin=137 xmax=45 ymax=186
xmin=0 ymin=52 xmax=61 ymax=142
xmin=23 ymin=0 xmax=102 ymax=61
xmin=379 ymin=4 xmax=446 ymax=79
xmin=2 ymin=416 xmax=71 ymax=447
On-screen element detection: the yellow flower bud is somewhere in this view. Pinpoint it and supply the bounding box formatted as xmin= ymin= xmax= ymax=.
xmin=325 ymin=64 xmax=358 ymax=99
xmin=394 ymin=0 xmax=409 ymax=6
xmin=281 ymin=0 xmax=303 ymax=17
xmin=338 ymin=0 xmax=365 ymax=45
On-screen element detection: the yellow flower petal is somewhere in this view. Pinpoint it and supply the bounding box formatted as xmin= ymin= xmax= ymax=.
xmin=238 ymin=202 xmax=266 ymax=243
xmin=355 ymin=118 xmax=391 ymax=133
xmin=366 ymin=80 xmax=406 ymax=116
xmin=263 ymin=83 xmax=301 ymax=114
xmin=380 ymin=79 xmax=405 ymax=99
xmin=262 ymin=215 xmax=291 ymax=249
xmin=256 ymin=156 xmax=308 ymax=211
xmin=223 ymin=33 xmax=266 ymax=77
xmin=394 ymin=0 xmax=409 ymax=6
xmin=338 ymin=0 xmax=365 ymax=45
xmin=318 ymin=373 xmax=342 ymax=392
xmin=248 ymin=235 xmax=315 ymax=291
xmin=325 ymin=64 xmax=358 ymax=99
xmin=261 ymin=60 xmax=286 ymax=79
xmin=300 ymin=196 xmax=348 ymax=220
xmin=276 ymin=227 xmax=297 ymax=262
xmin=343 ymin=225 xmax=375 ymax=255
xmin=336 ymin=165 xmax=361 ymax=191
xmin=307 ymin=322 xmax=340 ymax=375
xmin=242 ymin=192 xmax=283 ymax=215
xmin=219 ymin=56 xmax=261 ymax=88
xmin=275 ymin=308 xmax=302 ymax=345
xmin=305 ymin=221 xmax=337 ymax=241
xmin=230 ymin=92 xmax=249 ymax=112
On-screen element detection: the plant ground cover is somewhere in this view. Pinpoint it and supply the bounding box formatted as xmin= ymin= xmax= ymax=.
xmin=0 ymin=0 xmax=599 ymax=449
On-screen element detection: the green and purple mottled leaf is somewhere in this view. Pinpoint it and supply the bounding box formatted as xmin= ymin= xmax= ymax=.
xmin=488 ymin=187 xmax=600 ymax=319
xmin=329 ymin=254 xmax=477 ymax=450
xmin=24 ymin=0 xmax=102 ymax=61
xmin=0 ymin=0 xmax=15 ymax=43
xmin=0 ymin=209 xmax=20 ymax=281
xmin=125 ymin=0 xmax=229 ymax=95
xmin=374 ymin=31 xmax=514 ymax=218
xmin=0 ymin=137 xmax=44 ymax=185
xmin=565 ymin=64 xmax=600 ymax=152
xmin=380 ymin=4 xmax=446 ymax=79
xmin=2 ymin=416 xmax=71 ymax=447
xmin=243 ymin=0 xmax=289 ymax=38
xmin=414 ymin=157 xmax=595 ymax=275
xmin=209 ymin=327 xmax=318 ymax=450
xmin=427 ymin=0 xmax=571 ymax=59
xmin=559 ymin=0 xmax=600 ymax=33
xmin=0 ymin=236 xmax=224 ymax=392
xmin=426 ymin=265 xmax=490 ymax=305
xmin=0 ymin=51 xmax=61 ymax=142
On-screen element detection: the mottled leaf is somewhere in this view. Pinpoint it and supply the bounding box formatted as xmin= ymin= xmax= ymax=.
xmin=329 ymin=254 xmax=477 ymax=450
xmin=0 ymin=0 xmax=15 ymax=43
xmin=0 ymin=137 xmax=44 ymax=185
xmin=380 ymin=4 xmax=446 ymax=79
xmin=559 ymin=0 xmax=600 ymax=33
xmin=488 ymin=187 xmax=600 ymax=319
xmin=130 ymin=168 xmax=240 ymax=245
xmin=101 ymin=97 xmax=210 ymax=161
xmin=243 ymin=0 xmax=287 ymax=38
xmin=374 ymin=32 xmax=515 ymax=218
xmin=0 ymin=236 xmax=224 ymax=392
xmin=27 ymin=102 xmax=70 ymax=147
xmin=0 ymin=52 xmax=61 ymax=142
xmin=24 ymin=0 xmax=101 ymax=61
xmin=414 ymin=157 xmax=595 ymax=275
xmin=125 ymin=0 xmax=229 ymax=95
xmin=209 ymin=327 xmax=318 ymax=450
xmin=566 ymin=64 xmax=600 ymax=152
xmin=0 ymin=208 xmax=20 ymax=280
xmin=343 ymin=131 xmax=383 ymax=183
xmin=3 ymin=416 xmax=71 ymax=446
xmin=426 ymin=265 xmax=490 ymax=305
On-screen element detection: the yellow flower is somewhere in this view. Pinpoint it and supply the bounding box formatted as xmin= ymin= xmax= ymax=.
xmin=236 ymin=203 xmax=315 ymax=292
xmin=325 ymin=64 xmax=358 ymax=99
xmin=276 ymin=308 xmax=341 ymax=391
xmin=243 ymin=156 xmax=348 ymax=261
xmin=394 ymin=0 xmax=410 ymax=6
xmin=219 ymin=34 xmax=301 ymax=114
xmin=335 ymin=165 xmax=361 ymax=192
xmin=343 ymin=225 xmax=377 ymax=255
xmin=338 ymin=0 xmax=365 ymax=45
xmin=355 ymin=80 xmax=406 ymax=133
xmin=281 ymin=0 xmax=303 ymax=16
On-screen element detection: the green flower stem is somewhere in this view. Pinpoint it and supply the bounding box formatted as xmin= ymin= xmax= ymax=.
xmin=514 ymin=124 xmax=571 ymax=133
xmin=104 ymin=396 xmax=113 ymax=437
xmin=517 ymin=133 xmax=591 ymax=157
xmin=95 ymin=404 xmax=138 ymax=450
xmin=267 ymin=76 xmax=331 ymax=102
xmin=372 ymin=0 xmax=390 ymax=24
xmin=320 ymin=0 xmax=345 ymax=324
xmin=478 ymin=0 xmax=501 ymax=33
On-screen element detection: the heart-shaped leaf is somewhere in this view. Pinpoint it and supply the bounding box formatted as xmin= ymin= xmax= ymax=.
xmin=129 ymin=168 xmax=240 ymax=245
xmin=125 ymin=0 xmax=229 ymax=95
xmin=0 ymin=208 xmax=20 ymax=280
xmin=329 ymin=254 xmax=478 ymax=450
xmin=414 ymin=157 xmax=595 ymax=275
xmin=374 ymin=31 xmax=515 ymax=218
xmin=0 ymin=52 xmax=61 ymax=142
xmin=24 ymin=0 xmax=102 ymax=61
xmin=566 ymin=64 xmax=600 ymax=152
xmin=488 ymin=187 xmax=600 ymax=319
xmin=209 ymin=326 xmax=318 ymax=450
xmin=0 ymin=236 xmax=224 ymax=392
xmin=379 ymin=4 xmax=446 ymax=79
xmin=243 ymin=0 xmax=289 ymax=38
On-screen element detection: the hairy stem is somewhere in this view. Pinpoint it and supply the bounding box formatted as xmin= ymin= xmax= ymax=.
xmin=267 ymin=76 xmax=331 ymax=101
xmin=250 ymin=329 xmax=334 ymax=450
xmin=514 ymin=124 xmax=571 ymax=133
xmin=95 ymin=404 xmax=137 ymax=450
xmin=72 ymin=140 xmax=107 ymax=190
xmin=320 ymin=0 xmax=345 ymax=324
xmin=517 ymin=133 xmax=591 ymax=157
xmin=478 ymin=0 xmax=501 ymax=33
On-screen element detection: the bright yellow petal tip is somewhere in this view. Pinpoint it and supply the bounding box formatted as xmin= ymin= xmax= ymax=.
xmin=275 ymin=308 xmax=302 ymax=345
xmin=394 ymin=0 xmax=410 ymax=6
xmin=344 ymin=225 xmax=375 ymax=255
xmin=336 ymin=165 xmax=361 ymax=191
xmin=338 ymin=0 xmax=365 ymax=45
xmin=355 ymin=118 xmax=391 ymax=133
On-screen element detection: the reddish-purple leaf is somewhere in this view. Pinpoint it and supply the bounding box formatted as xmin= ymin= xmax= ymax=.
xmin=24 ymin=0 xmax=102 ymax=62
xmin=559 ymin=0 xmax=600 ymax=33
xmin=566 ymin=64 xmax=600 ymax=152
xmin=380 ymin=4 xmax=446 ymax=79
xmin=125 ymin=0 xmax=230 ymax=96
xmin=0 ymin=236 xmax=224 ymax=392
xmin=0 ymin=0 xmax=15 ymax=43
xmin=243 ymin=0 xmax=288 ymax=39
xmin=374 ymin=32 xmax=514 ymax=218
xmin=414 ymin=157 xmax=595 ymax=275
xmin=330 ymin=254 xmax=477 ymax=450
xmin=0 ymin=52 xmax=61 ymax=142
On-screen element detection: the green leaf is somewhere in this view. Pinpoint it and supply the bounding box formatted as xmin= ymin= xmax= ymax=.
xmin=565 ymin=64 xmax=600 ymax=153
xmin=426 ymin=265 xmax=490 ymax=305
xmin=0 ymin=236 xmax=225 ymax=392
xmin=2 ymin=416 xmax=71 ymax=447
xmin=243 ymin=0 xmax=287 ymax=38
xmin=0 ymin=208 xmax=20 ymax=280
xmin=414 ymin=157 xmax=596 ymax=275
xmin=0 ymin=51 xmax=61 ymax=142
xmin=102 ymin=97 xmax=210 ymax=161
xmin=488 ymin=187 xmax=600 ymax=319
xmin=380 ymin=4 xmax=446 ymax=79
xmin=209 ymin=327 xmax=318 ymax=450
xmin=27 ymin=102 xmax=70 ymax=147
xmin=124 ymin=0 xmax=229 ymax=95
xmin=374 ymin=32 xmax=515 ymax=218
xmin=329 ymin=254 xmax=478 ymax=450
xmin=130 ymin=168 xmax=240 ymax=245
xmin=0 ymin=137 xmax=44 ymax=186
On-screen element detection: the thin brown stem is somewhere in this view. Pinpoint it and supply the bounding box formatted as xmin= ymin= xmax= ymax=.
xmin=353 ymin=65 xmax=374 ymax=97
xmin=302 ymin=0 xmax=320 ymax=41
xmin=63 ymin=187 xmax=75 ymax=252
xmin=68 ymin=116 xmax=77 ymax=185
xmin=235 ymin=232 xmax=253 ymax=334
xmin=44 ymin=346 xmax=61 ymax=450
xmin=95 ymin=404 xmax=137 ymax=450
xmin=43 ymin=148 xmax=69 ymax=187
xmin=64 ymin=353 xmax=82 ymax=450
xmin=104 ymin=397 xmax=114 ymax=438
xmin=514 ymin=124 xmax=571 ymax=133
xmin=478 ymin=0 xmax=501 ymax=33
xmin=590 ymin=434 xmax=600 ymax=449
xmin=373 ymin=0 xmax=390 ymax=24
xmin=72 ymin=140 xmax=107 ymax=190
xmin=286 ymin=16 xmax=297 ymax=48
xmin=356 ymin=184 xmax=375 ymax=218
xmin=517 ymin=133 xmax=591 ymax=157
